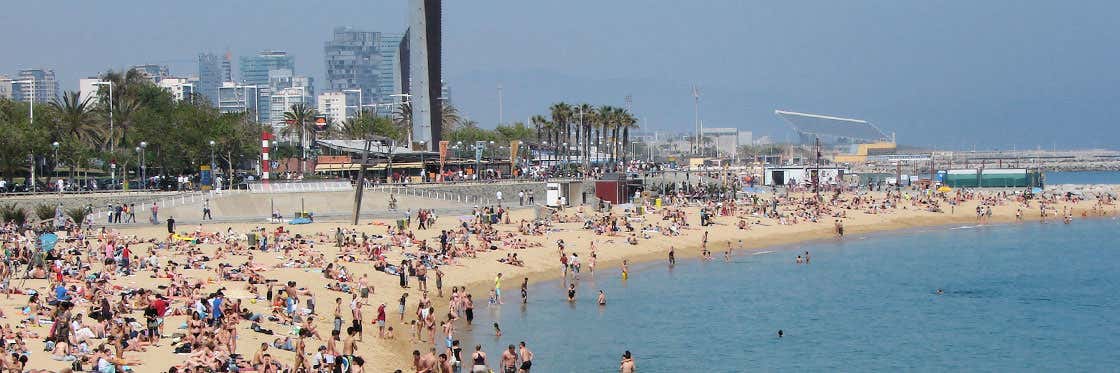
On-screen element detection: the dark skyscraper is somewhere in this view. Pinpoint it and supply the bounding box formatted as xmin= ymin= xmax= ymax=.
xmin=198 ymin=51 xmax=233 ymax=106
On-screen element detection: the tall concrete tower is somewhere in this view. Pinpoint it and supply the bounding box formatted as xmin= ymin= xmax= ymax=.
xmin=408 ymin=0 xmax=442 ymax=150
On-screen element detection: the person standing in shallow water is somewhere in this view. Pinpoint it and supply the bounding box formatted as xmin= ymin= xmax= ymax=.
xmin=668 ymin=246 xmax=676 ymax=266
xmin=521 ymin=277 xmax=528 ymax=304
xmin=619 ymin=350 xmax=635 ymax=373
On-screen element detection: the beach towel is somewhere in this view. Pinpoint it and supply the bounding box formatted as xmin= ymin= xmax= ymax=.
xmin=289 ymin=217 xmax=313 ymax=225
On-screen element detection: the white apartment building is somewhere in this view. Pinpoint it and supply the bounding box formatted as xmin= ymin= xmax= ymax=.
xmin=317 ymin=92 xmax=348 ymax=126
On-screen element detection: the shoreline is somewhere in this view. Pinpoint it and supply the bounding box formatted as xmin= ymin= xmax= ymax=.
xmin=14 ymin=189 xmax=1113 ymax=372
xmin=395 ymin=198 xmax=1116 ymax=371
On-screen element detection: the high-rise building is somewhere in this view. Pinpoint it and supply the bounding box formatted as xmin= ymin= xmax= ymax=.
xmin=407 ymin=0 xmax=443 ymax=149
xmin=130 ymin=64 xmax=171 ymax=83
xmin=0 ymin=75 xmax=12 ymax=100
xmin=12 ymin=69 xmax=60 ymax=104
xmin=240 ymin=51 xmax=293 ymax=87
xmin=324 ymin=27 xmax=403 ymax=106
xmin=240 ymin=51 xmax=295 ymax=125
xmin=317 ymin=92 xmax=348 ymax=126
xmin=199 ymin=52 xmax=233 ymax=106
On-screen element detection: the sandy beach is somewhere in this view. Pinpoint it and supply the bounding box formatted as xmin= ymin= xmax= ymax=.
xmin=8 ymin=188 xmax=1115 ymax=373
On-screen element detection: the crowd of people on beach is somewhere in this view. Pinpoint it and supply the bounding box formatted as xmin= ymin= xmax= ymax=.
xmin=0 ymin=176 xmax=1111 ymax=373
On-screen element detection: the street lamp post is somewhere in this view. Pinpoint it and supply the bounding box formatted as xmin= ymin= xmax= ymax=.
xmin=139 ymin=142 xmax=148 ymax=189
xmin=51 ymin=142 xmax=59 ymax=181
xmin=134 ymin=147 xmax=141 ymax=190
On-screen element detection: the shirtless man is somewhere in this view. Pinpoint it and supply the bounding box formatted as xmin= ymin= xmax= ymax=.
xmin=419 ymin=347 xmax=439 ymax=372
xmin=501 ymin=344 xmax=518 ymax=373
xmin=518 ymin=341 xmax=534 ymax=372
xmin=342 ymin=327 xmax=358 ymax=356
xmin=597 ymin=290 xmax=606 ymax=306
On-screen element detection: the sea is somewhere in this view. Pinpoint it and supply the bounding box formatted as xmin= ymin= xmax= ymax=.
xmin=462 ymin=218 xmax=1120 ymax=372
xmin=1046 ymin=171 xmax=1120 ymax=185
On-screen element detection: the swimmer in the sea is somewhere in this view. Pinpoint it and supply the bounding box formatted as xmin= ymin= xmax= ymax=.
xmin=597 ymin=290 xmax=606 ymax=305
xmin=567 ymin=284 xmax=576 ymax=302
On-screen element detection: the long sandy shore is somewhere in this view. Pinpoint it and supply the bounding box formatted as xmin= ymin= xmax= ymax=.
xmin=10 ymin=189 xmax=1114 ymax=372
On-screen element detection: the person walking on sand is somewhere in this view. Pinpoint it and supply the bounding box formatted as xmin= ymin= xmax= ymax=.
xmin=202 ymin=198 xmax=212 ymax=220
xmin=151 ymin=202 xmax=159 ymax=224
xmin=167 ymin=216 xmax=176 ymax=234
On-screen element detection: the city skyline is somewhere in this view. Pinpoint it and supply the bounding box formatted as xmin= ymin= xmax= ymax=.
xmin=1 ymin=1 xmax=1119 ymax=149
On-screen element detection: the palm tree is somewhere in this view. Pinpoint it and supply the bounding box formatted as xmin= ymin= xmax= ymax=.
xmin=577 ymin=103 xmax=594 ymax=168
xmin=530 ymin=115 xmax=548 ymax=144
xmin=441 ymin=101 xmax=461 ymax=135
xmin=98 ymin=68 xmax=149 ymax=149
xmin=49 ymin=92 xmax=100 ymax=144
xmin=49 ymin=91 xmax=100 ymax=183
xmin=549 ymin=103 xmax=572 ymax=161
xmin=595 ymin=105 xmax=614 ymax=165
xmin=393 ymin=101 xmax=413 ymax=144
xmin=281 ymin=103 xmax=317 ymax=174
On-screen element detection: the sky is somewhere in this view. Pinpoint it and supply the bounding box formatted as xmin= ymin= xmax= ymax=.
xmin=2 ymin=0 xmax=1118 ymax=150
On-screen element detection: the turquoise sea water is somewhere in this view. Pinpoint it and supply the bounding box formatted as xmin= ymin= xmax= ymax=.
xmin=462 ymin=218 xmax=1120 ymax=372
xmin=1046 ymin=171 xmax=1120 ymax=185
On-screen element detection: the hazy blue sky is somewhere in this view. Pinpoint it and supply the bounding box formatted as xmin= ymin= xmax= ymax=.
xmin=2 ymin=1 xmax=1117 ymax=149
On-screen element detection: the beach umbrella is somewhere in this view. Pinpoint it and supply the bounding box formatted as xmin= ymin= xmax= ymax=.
xmin=39 ymin=233 xmax=58 ymax=252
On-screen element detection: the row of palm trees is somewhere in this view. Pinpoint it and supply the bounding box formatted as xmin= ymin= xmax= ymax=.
xmin=530 ymin=103 xmax=639 ymax=169
xmin=278 ymin=100 xmax=464 ymax=174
